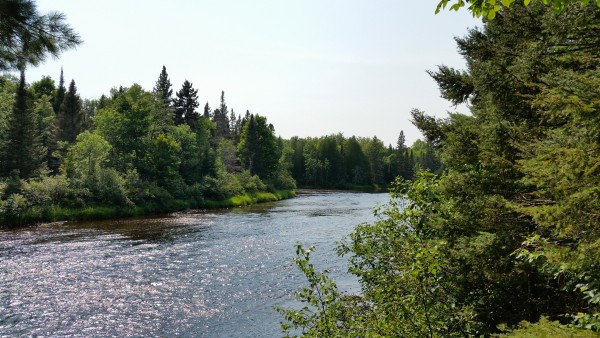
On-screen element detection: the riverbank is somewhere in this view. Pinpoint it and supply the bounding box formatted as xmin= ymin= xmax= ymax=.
xmin=0 ymin=189 xmax=296 ymax=227
xmin=296 ymin=184 xmax=387 ymax=193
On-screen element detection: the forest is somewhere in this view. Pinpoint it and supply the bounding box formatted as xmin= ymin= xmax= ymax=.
xmin=0 ymin=61 xmax=441 ymax=225
xmin=0 ymin=65 xmax=295 ymax=225
xmin=280 ymin=1 xmax=600 ymax=337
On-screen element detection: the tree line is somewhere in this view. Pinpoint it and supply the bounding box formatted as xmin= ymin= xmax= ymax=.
xmin=287 ymin=131 xmax=440 ymax=190
xmin=0 ymin=66 xmax=301 ymax=224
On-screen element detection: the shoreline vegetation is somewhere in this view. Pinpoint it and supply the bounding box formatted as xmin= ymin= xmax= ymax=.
xmin=0 ymin=185 xmax=389 ymax=228
xmin=1 ymin=189 xmax=296 ymax=227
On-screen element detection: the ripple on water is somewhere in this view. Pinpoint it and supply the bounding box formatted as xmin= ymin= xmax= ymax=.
xmin=0 ymin=192 xmax=389 ymax=337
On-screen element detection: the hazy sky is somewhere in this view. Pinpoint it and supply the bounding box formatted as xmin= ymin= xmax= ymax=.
xmin=25 ymin=1 xmax=480 ymax=146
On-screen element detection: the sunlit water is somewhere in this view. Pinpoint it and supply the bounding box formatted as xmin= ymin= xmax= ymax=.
xmin=0 ymin=191 xmax=389 ymax=337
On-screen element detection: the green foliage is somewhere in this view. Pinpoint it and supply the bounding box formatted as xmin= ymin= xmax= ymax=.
xmin=173 ymin=79 xmax=199 ymax=126
xmin=203 ymin=189 xmax=293 ymax=208
xmin=0 ymin=193 xmax=29 ymax=223
xmin=0 ymin=68 xmax=294 ymax=226
xmin=57 ymin=79 xmax=83 ymax=143
xmin=0 ymin=72 xmax=44 ymax=178
xmin=30 ymin=75 xmax=56 ymax=99
xmin=494 ymin=317 xmax=599 ymax=337
xmin=21 ymin=174 xmax=71 ymax=206
xmin=153 ymin=65 xmax=173 ymax=108
xmin=63 ymin=131 xmax=111 ymax=180
xmin=284 ymin=4 xmax=600 ymax=335
xmin=63 ymin=131 xmax=130 ymax=206
xmin=280 ymin=173 xmax=481 ymax=337
xmin=436 ymin=0 xmax=599 ymax=19
xmin=289 ymin=133 xmax=438 ymax=189
xmin=211 ymin=91 xmax=231 ymax=143
xmin=0 ymin=0 xmax=82 ymax=71
xmin=277 ymin=244 xmax=344 ymax=338
xmin=238 ymin=114 xmax=280 ymax=179
xmin=270 ymin=143 xmax=297 ymax=190
xmin=423 ymin=1 xmax=600 ymax=333
xmin=144 ymin=133 xmax=181 ymax=183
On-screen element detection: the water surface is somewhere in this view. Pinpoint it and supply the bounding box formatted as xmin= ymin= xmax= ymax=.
xmin=0 ymin=191 xmax=389 ymax=337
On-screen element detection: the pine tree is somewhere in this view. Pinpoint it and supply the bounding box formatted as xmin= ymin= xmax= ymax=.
xmin=203 ymin=102 xmax=211 ymax=118
xmin=396 ymin=130 xmax=408 ymax=179
xmin=0 ymin=1 xmax=81 ymax=72
xmin=153 ymin=65 xmax=172 ymax=108
xmin=229 ymin=109 xmax=237 ymax=133
xmin=53 ymin=68 xmax=65 ymax=114
xmin=57 ymin=79 xmax=83 ymax=143
xmin=33 ymin=95 xmax=60 ymax=174
xmin=212 ymin=90 xmax=231 ymax=142
xmin=229 ymin=109 xmax=240 ymax=142
xmin=173 ymin=80 xmax=199 ymax=127
xmin=397 ymin=131 xmax=406 ymax=150
xmin=0 ymin=71 xmax=43 ymax=178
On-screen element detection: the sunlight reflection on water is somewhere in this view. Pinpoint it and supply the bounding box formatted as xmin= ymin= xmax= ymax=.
xmin=0 ymin=192 xmax=389 ymax=337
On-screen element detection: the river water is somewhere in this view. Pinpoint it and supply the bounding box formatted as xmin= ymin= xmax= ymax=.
xmin=0 ymin=191 xmax=389 ymax=337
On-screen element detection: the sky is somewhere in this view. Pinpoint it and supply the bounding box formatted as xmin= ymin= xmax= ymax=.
xmin=24 ymin=0 xmax=481 ymax=146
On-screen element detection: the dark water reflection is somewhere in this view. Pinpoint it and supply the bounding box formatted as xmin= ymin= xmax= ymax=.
xmin=0 ymin=191 xmax=389 ymax=337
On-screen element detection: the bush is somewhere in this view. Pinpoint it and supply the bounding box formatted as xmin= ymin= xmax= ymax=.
xmin=494 ymin=317 xmax=598 ymax=337
xmin=95 ymin=168 xmax=132 ymax=206
xmin=237 ymin=170 xmax=267 ymax=193
xmin=21 ymin=175 xmax=72 ymax=206
xmin=0 ymin=193 xmax=29 ymax=224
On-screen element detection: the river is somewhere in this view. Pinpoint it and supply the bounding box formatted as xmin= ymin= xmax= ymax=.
xmin=0 ymin=191 xmax=389 ymax=337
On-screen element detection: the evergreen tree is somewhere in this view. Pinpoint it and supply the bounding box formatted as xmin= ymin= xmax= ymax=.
xmin=203 ymin=102 xmax=211 ymax=118
xmin=212 ymin=90 xmax=231 ymax=142
xmin=0 ymin=71 xmax=43 ymax=178
xmin=173 ymin=80 xmax=199 ymax=127
xmin=343 ymin=136 xmax=370 ymax=185
xmin=33 ymin=94 xmax=60 ymax=174
xmin=0 ymin=0 xmax=81 ymax=71
xmin=153 ymin=65 xmax=172 ymax=108
xmin=238 ymin=114 xmax=279 ymax=179
xmin=396 ymin=130 xmax=409 ymax=179
xmin=53 ymin=68 xmax=65 ymax=114
xmin=229 ymin=109 xmax=237 ymax=135
xmin=57 ymin=79 xmax=83 ymax=143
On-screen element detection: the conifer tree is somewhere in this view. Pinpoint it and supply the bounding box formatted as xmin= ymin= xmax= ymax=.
xmin=173 ymin=80 xmax=199 ymax=127
xmin=238 ymin=114 xmax=279 ymax=179
xmin=153 ymin=65 xmax=172 ymax=108
xmin=212 ymin=91 xmax=231 ymax=142
xmin=0 ymin=71 xmax=43 ymax=178
xmin=58 ymin=79 xmax=83 ymax=143
xmin=0 ymin=0 xmax=81 ymax=72
xmin=229 ymin=109 xmax=237 ymax=134
xmin=53 ymin=68 xmax=65 ymax=114
xmin=203 ymin=102 xmax=211 ymax=118
xmin=33 ymin=94 xmax=60 ymax=174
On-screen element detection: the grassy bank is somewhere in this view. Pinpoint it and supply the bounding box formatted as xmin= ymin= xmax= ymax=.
xmin=0 ymin=189 xmax=296 ymax=227
xmin=204 ymin=190 xmax=296 ymax=208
